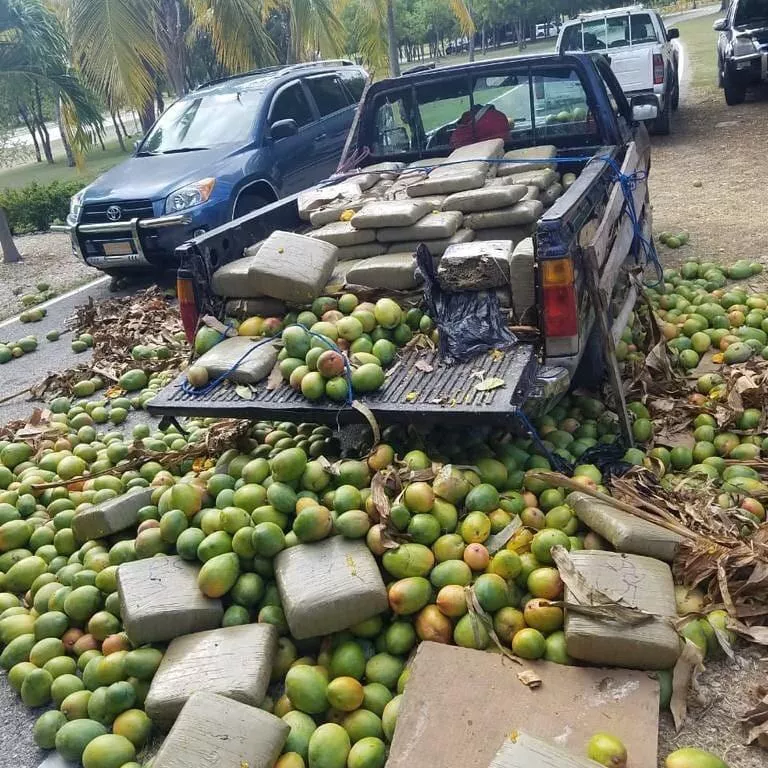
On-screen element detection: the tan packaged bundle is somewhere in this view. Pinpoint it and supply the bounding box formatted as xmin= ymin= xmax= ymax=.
xmin=563 ymin=550 xmax=681 ymax=670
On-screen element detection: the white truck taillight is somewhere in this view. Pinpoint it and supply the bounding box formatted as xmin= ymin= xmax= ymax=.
xmin=653 ymin=53 xmax=664 ymax=85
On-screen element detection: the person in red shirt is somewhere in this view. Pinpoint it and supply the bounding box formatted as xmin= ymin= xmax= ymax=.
xmin=449 ymin=104 xmax=512 ymax=149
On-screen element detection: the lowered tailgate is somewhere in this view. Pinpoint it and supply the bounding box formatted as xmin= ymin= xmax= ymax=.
xmin=147 ymin=343 xmax=537 ymax=428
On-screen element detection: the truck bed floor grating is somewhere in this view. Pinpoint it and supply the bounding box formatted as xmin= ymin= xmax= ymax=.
xmin=147 ymin=343 xmax=536 ymax=427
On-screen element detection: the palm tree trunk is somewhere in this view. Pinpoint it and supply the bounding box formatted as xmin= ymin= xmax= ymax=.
xmin=56 ymin=97 xmax=75 ymax=168
xmin=162 ymin=0 xmax=187 ymax=96
xmin=387 ymin=0 xmax=400 ymax=77
xmin=19 ymin=105 xmax=41 ymax=163
xmin=0 ymin=209 xmax=22 ymax=264
xmin=34 ymin=85 xmax=54 ymax=164
xmin=111 ymin=110 xmax=126 ymax=152
xmin=117 ymin=111 xmax=131 ymax=137
xmin=139 ymin=102 xmax=156 ymax=135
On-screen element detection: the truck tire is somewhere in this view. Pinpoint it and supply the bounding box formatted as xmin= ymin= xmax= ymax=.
xmin=653 ymin=100 xmax=671 ymax=135
xmin=671 ymin=72 xmax=680 ymax=110
xmin=723 ymin=71 xmax=746 ymax=105
xmin=572 ymin=327 xmax=607 ymax=392
xmin=233 ymin=193 xmax=271 ymax=221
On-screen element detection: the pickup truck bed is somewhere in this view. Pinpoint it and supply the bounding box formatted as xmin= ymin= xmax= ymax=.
xmin=148 ymin=342 xmax=537 ymax=427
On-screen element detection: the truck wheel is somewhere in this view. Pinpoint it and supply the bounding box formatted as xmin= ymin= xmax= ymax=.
xmin=233 ymin=193 xmax=271 ymax=221
xmin=653 ymin=101 xmax=671 ymax=135
xmin=671 ymin=73 xmax=680 ymax=110
xmin=572 ymin=328 xmax=606 ymax=392
xmin=723 ymin=72 xmax=746 ymax=105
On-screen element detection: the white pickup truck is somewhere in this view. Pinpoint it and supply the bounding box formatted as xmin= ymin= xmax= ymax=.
xmin=556 ymin=5 xmax=680 ymax=134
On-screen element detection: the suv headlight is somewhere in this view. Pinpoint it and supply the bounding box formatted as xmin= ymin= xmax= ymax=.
xmin=731 ymin=36 xmax=758 ymax=57
xmin=67 ymin=190 xmax=85 ymax=226
xmin=165 ymin=178 xmax=216 ymax=214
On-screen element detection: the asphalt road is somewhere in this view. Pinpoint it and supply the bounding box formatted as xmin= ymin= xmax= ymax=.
xmin=0 ymin=277 xmax=133 ymax=426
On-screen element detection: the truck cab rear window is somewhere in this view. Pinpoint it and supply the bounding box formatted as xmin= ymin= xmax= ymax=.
xmin=368 ymin=66 xmax=598 ymax=155
xmin=561 ymin=13 xmax=658 ymax=52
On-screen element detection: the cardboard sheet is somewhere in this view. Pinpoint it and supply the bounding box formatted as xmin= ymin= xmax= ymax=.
xmin=387 ymin=643 xmax=659 ymax=768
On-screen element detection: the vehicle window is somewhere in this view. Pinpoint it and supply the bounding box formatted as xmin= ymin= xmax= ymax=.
xmin=367 ymin=65 xmax=598 ymax=155
xmin=269 ymin=83 xmax=314 ymax=127
xmin=597 ymin=60 xmax=631 ymax=121
xmin=339 ymin=69 xmax=367 ymax=102
xmin=560 ymin=13 xmax=658 ymax=52
xmin=734 ymin=0 xmax=768 ymax=25
xmin=141 ymin=88 xmax=265 ymax=153
xmin=371 ymin=93 xmax=416 ymax=153
xmin=306 ymin=76 xmax=350 ymax=116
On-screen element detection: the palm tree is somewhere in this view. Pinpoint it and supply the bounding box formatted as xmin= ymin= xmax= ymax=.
xmin=349 ymin=0 xmax=474 ymax=77
xmin=262 ymin=0 xmax=346 ymax=64
xmin=0 ymin=0 xmax=103 ymax=262
xmin=68 ymin=0 xmax=289 ymax=133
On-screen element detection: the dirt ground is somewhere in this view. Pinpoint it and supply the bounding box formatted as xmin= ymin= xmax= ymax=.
xmin=650 ymin=27 xmax=768 ymax=274
xmin=649 ymin=18 xmax=768 ymax=766
xmin=658 ymin=645 xmax=767 ymax=767
xmin=0 ymin=232 xmax=99 ymax=320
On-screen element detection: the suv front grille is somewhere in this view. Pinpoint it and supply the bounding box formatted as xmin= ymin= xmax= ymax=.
xmin=81 ymin=200 xmax=155 ymax=224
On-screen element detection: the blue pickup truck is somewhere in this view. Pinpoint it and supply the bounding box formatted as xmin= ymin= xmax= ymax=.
xmin=149 ymin=52 xmax=655 ymax=426
xmin=55 ymin=61 xmax=367 ymax=276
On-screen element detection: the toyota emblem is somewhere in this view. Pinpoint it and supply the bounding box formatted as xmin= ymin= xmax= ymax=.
xmin=106 ymin=205 xmax=122 ymax=222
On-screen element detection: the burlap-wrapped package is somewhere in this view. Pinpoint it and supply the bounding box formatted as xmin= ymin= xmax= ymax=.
xmin=194 ymin=336 xmax=277 ymax=384
xmin=345 ymin=254 xmax=423 ymax=290
xmin=376 ymin=211 xmax=463 ymax=243
xmin=442 ymin=184 xmax=527 ymax=213
xmin=464 ymin=200 xmax=544 ymax=230
xmin=246 ymin=230 xmax=337 ymax=303
xmin=275 ymin=537 xmax=388 ymax=639
xmin=350 ymin=199 xmax=433 ymax=229
xmin=497 ymin=144 xmax=558 ymax=176
xmin=437 ymin=240 xmax=513 ymax=291
xmin=563 ymin=551 xmax=681 ymax=670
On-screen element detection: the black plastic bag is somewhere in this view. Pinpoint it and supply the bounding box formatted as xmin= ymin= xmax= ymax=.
xmin=416 ymin=244 xmax=517 ymax=364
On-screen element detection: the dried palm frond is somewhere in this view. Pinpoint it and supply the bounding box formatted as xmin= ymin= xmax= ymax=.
xmin=530 ymin=470 xmax=768 ymax=637
xmin=30 ymin=287 xmax=188 ymax=399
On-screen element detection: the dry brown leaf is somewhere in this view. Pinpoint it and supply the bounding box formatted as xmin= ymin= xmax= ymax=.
xmin=517 ymin=669 xmax=542 ymax=689
xmin=265 ymin=363 xmax=283 ymax=391
xmin=741 ymin=685 xmax=768 ymax=748
xmin=670 ymin=639 xmax=706 ymax=732
xmin=414 ymin=360 xmax=434 ymax=373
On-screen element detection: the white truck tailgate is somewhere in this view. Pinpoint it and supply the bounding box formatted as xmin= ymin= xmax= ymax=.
xmin=609 ymin=45 xmax=654 ymax=93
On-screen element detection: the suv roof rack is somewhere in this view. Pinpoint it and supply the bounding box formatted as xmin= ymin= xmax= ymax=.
xmin=197 ymin=60 xmax=356 ymax=90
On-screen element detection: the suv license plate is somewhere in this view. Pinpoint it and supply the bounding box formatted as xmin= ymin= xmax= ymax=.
xmin=103 ymin=242 xmax=134 ymax=256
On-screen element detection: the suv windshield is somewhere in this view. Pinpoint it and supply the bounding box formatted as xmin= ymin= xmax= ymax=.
xmin=561 ymin=13 xmax=658 ymax=51
xmin=367 ymin=64 xmax=597 ymax=155
xmin=734 ymin=0 xmax=768 ymax=25
xmin=141 ymin=87 xmax=266 ymax=154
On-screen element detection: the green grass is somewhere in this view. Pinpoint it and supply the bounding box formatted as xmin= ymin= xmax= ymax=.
xmin=401 ymin=37 xmax=555 ymax=74
xmin=675 ymin=11 xmax=720 ymax=92
xmin=0 ymin=138 xmax=129 ymax=190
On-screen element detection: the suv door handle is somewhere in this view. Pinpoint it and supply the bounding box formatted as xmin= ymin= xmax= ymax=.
xmin=314 ymin=133 xmax=327 ymax=142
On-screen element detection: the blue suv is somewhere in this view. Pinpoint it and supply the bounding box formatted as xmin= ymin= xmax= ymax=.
xmin=58 ymin=61 xmax=367 ymax=275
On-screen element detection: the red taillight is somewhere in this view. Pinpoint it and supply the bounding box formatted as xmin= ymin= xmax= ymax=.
xmin=543 ymin=285 xmax=578 ymax=336
xmin=177 ymin=268 xmax=199 ymax=345
xmin=653 ymin=54 xmax=664 ymax=85
xmin=541 ymin=258 xmax=578 ymax=338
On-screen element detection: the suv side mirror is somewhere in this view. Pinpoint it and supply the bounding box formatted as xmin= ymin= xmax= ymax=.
xmin=270 ymin=119 xmax=298 ymax=141
xmin=631 ymin=102 xmax=658 ymax=122
xmin=667 ymin=27 xmax=679 ymax=40
xmin=713 ymin=18 xmax=727 ymax=31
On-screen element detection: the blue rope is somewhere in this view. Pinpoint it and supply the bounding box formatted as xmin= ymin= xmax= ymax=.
xmin=515 ymin=409 xmax=573 ymax=474
xmin=325 ymin=152 xmax=664 ymax=288
xmin=182 ymin=324 xmax=356 ymax=405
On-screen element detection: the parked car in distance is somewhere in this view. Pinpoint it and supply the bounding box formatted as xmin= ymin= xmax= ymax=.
xmin=55 ymin=61 xmax=368 ymax=277
xmin=557 ymin=5 xmax=679 ymax=134
xmin=535 ymin=22 xmax=560 ymax=39
xmin=715 ymin=0 xmax=768 ymax=105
